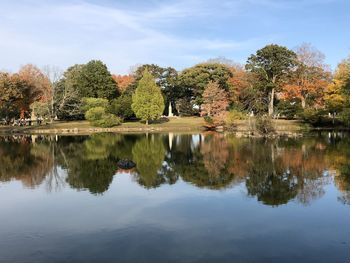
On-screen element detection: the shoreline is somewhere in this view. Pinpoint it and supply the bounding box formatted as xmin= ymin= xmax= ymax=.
xmin=0 ymin=126 xmax=205 ymax=135
xmin=0 ymin=118 xmax=348 ymax=136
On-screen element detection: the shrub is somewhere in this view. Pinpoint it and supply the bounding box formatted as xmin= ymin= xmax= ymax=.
xmin=225 ymin=109 xmax=245 ymax=128
xmin=82 ymin=97 xmax=109 ymax=112
xmin=85 ymin=107 xmax=105 ymax=121
xmin=85 ymin=106 xmax=121 ymax=127
xmin=255 ymin=115 xmax=275 ymax=135
xmin=93 ymin=114 xmax=121 ymax=128
xmin=299 ymin=108 xmax=334 ymax=126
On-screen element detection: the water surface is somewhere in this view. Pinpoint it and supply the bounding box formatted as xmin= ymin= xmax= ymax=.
xmin=0 ymin=132 xmax=350 ymax=262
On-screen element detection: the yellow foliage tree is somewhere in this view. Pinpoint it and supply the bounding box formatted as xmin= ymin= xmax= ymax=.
xmin=325 ymin=57 xmax=350 ymax=114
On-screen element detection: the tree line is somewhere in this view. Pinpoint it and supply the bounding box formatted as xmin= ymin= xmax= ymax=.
xmin=1 ymin=43 xmax=350 ymax=127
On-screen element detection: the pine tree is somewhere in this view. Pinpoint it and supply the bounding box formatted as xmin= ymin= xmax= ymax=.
xmin=132 ymin=69 xmax=164 ymax=125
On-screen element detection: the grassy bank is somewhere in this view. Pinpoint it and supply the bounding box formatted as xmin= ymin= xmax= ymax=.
xmin=0 ymin=117 xmax=313 ymax=135
xmin=7 ymin=116 xmax=343 ymax=136
xmin=235 ymin=119 xmax=310 ymax=132
xmin=0 ymin=117 xmax=207 ymax=134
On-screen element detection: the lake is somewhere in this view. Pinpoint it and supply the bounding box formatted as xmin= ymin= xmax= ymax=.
xmin=0 ymin=132 xmax=350 ymax=263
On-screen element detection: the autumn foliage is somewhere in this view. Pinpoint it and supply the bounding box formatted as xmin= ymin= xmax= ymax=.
xmin=112 ymin=74 xmax=134 ymax=93
xmin=201 ymin=81 xmax=229 ymax=117
xmin=281 ymin=44 xmax=331 ymax=109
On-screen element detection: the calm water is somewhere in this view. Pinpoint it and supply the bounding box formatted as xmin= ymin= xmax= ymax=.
xmin=0 ymin=132 xmax=350 ymax=263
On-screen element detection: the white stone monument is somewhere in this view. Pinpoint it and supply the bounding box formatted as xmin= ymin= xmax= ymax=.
xmin=168 ymin=103 xmax=174 ymax=117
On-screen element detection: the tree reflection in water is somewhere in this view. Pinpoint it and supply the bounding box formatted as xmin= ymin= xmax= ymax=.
xmin=0 ymin=135 xmax=57 ymax=189
xmin=132 ymin=134 xmax=166 ymax=188
xmin=1 ymin=132 xmax=350 ymax=206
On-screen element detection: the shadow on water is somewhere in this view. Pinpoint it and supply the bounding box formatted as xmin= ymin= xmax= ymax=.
xmin=1 ymin=132 xmax=350 ymax=206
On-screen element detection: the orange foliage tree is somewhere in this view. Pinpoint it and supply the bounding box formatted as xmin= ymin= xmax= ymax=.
xmin=281 ymin=43 xmax=331 ymax=109
xmin=19 ymin=64 xmax=52 ymax=102
xmin=201 ymin=81 xmax=229 ymax=119
xmin=18 ymin=64 xmax=52 ymax=117
xmin=227 ymin=64 xmax=251 ymax=104
xmin=0 ymin=73 xmax=33 ymax=118
xmin=112 ymin=74 xmax=134 ymax=93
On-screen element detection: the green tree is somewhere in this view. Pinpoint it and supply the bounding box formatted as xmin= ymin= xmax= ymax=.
xmin=246 ymin=44 xmax=297 ymax=116
xmin=78 ymin=60 xmax=118 ymax=100
xmin=54 ymin=61 xmax=118 ymax=120
xmin=132 ymin=69 xmax=164 ymax=125
xmin=177 ymin=63 xmax=233 ymax=108
xmin=133 ymin=64 xmax=178 ymax=114
xmin=110 ymin=93 xmax=134 ymax=120
xmin=54 ymin=65 xmax=84 ymax=120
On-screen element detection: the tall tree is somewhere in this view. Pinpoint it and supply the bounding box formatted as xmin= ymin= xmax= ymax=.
xmin=77 ymin=60 xmax=118 ymax=100
xmin=18 ymin=64 xmax=51 ymax=103
xmin=54 ymin=65 xmax=85 ymax=120
xmin=132 ymin=69 xmax=164 ymax=125
xmin=18 ymin=64 xmax=52 ymax=117
xmin=281 ymin=43 xmax=331 ymax=109
xmin=201 ymin=81 xmax=229 ymax=117
xmin=54 ymin=61 xmax=118 ymax=120
xmin=133 ymin=64 xmax=178 ymax=114
xmin=42 ymin=65 xmax=63 ymax=120
xmin=177 ymin=63 xmax=233 ymax=108
xmin=246 ymin=44 xmax=297 ymax=116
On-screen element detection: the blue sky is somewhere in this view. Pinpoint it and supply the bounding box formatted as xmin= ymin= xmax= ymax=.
xmin=1 ymin=0 xmax=349 ymax=74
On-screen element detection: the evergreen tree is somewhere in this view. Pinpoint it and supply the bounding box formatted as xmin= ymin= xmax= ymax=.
xmin=78 ymin=60 xmax=118 ymax=100
xmin=132 ymin=69 xmax=164 ymax=125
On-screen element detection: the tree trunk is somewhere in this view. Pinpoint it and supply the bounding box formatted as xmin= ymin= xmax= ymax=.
xmin=50 ymin=99 xmax=54 ymax=123
xmin=268 ymin=88 xmax=275 ymax=117
xmin=146 ymin=119 xmax=149 ymax=125
xmin=301 ymin=97 xmax=306 ymax=109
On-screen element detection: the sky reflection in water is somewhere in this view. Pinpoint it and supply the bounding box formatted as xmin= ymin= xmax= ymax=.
xmin=0 ymin=132 xmax=350 ymax=263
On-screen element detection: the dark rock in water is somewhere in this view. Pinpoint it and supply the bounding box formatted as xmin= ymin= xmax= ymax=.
xmin=117 ymin=159 xmax=136 ymax=170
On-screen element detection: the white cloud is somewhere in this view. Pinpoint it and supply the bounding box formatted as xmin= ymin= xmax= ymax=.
xmin=0 ymin=0 xmax=274 ymax=73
